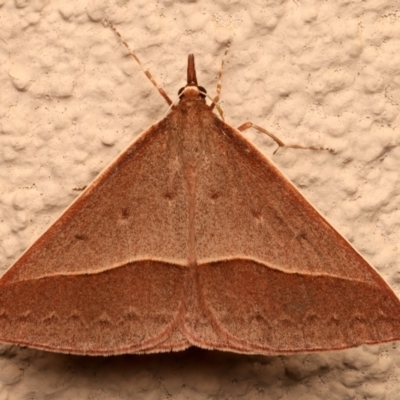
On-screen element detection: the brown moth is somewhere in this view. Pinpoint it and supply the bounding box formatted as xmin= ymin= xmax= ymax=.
xmin=1 ymin=33 xmax=400 ymax=355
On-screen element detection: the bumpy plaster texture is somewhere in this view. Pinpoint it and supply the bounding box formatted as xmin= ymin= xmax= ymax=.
xmin=1 ymin=1 xmax=400 ymax=399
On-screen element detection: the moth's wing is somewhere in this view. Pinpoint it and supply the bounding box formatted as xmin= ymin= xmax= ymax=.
xmin=187 ymin=117 xmax=400 ymax=354
xmin=0 ymin=121 xmax=191 ymax=355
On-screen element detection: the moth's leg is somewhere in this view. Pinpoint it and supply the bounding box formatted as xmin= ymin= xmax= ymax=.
xmin=237 ymin=122 xmax=333 ymax=155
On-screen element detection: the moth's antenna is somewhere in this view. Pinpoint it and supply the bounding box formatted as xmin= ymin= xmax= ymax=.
xmin=210 ymin=41 xmax=231 ymax=111
xmin=104 ymin=19 xmax=173 ymax=106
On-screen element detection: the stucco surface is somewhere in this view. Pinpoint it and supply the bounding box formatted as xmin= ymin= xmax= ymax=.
xmin=1 ymin=0 xmax=400 ymax=399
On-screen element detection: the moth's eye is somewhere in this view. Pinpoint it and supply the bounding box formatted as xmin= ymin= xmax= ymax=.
xmin=178 ymin=87 xmax=184 ymax=97
xmin=198 ymin=86 xmax=207 ymax=98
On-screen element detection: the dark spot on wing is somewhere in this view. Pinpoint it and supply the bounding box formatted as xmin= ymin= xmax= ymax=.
xmin=74 ymin=234 xmax=87 ymax=241
xmin=120 ymin=208 xmax=130 ymax=219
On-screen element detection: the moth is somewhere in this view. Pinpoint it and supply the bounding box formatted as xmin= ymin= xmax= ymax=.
xmin=1 ymin=25 xmax=399 ymax=355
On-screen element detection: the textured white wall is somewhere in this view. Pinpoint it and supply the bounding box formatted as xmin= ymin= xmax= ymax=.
xmin=1 ymin=0 xmax=400 ymax=399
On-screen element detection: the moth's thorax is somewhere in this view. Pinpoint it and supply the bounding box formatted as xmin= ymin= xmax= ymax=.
xmin=167 ymin=88 xmax=215 ymax=170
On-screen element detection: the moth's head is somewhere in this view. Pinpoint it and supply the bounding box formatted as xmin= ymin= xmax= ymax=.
xmin=177 ymin=54 xmax=207 ymax=102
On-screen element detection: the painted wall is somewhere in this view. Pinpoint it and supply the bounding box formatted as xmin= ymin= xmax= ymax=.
xmin=1 ymin=0 xmax=400 ymax=398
